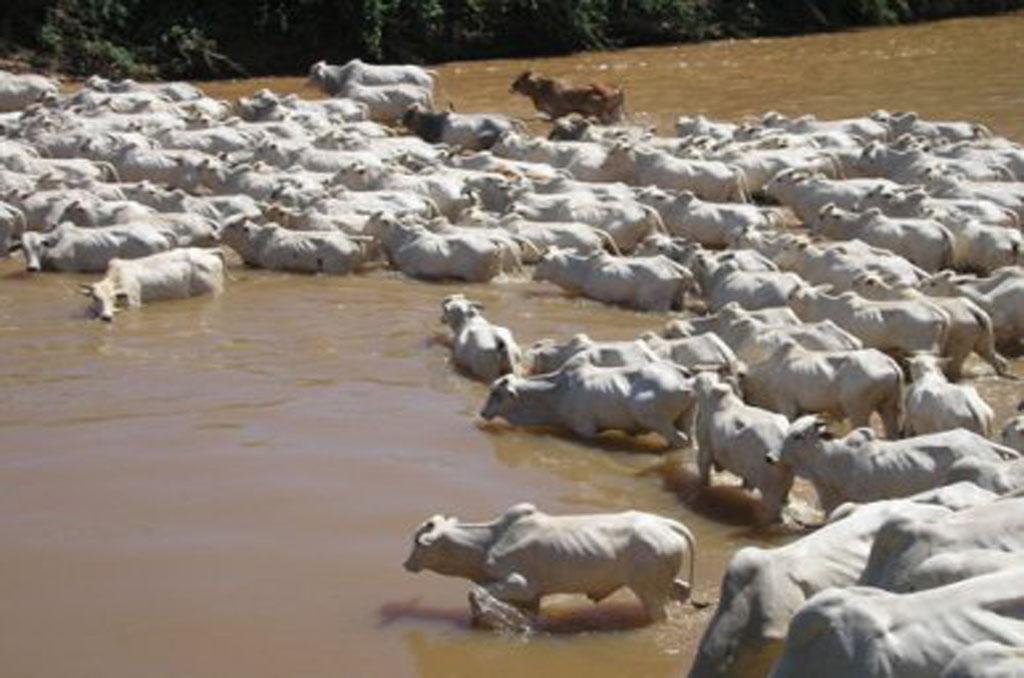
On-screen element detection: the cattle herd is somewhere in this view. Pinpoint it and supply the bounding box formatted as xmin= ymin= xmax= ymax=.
xmin=2 ymin=58 xmax=1024 ymax=676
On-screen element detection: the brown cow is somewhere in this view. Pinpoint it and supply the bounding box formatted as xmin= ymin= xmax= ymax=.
xmin=510 ymin=71 xmax=625 ymax=124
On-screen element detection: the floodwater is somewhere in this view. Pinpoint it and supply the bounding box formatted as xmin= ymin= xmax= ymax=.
xmin=2 ymin=12 xmax=1023 ymax=678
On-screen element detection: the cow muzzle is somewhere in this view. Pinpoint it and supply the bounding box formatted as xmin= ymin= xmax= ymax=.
xmin=403 ymin=556 xmax=421 ymax=573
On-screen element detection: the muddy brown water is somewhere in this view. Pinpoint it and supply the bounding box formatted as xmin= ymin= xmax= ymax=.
xmin=3 ymin=13 xmax=1024 ymax=678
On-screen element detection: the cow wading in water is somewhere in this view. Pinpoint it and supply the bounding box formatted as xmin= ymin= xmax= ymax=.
xmin=510 ymin=71 xmax=625 ymax=124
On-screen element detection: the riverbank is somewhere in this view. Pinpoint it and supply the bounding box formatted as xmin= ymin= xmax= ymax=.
xmin=3 ymin=1 xmax=1023 ymax=81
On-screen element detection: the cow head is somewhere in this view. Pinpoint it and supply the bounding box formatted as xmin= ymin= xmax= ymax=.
xmin=307 ymin=60 xmax=329 ymax=86
xmin=907 ymin=354 xmax=946 ymax=381
xmin=771 ymin=416 xmax=833 ymax=468
xmin=403 ymin=514 xmax=462 ymax=575
xmin=480 ymin=375 xmax=520 ymax=421
xmin=527 ymin=333 xmax=591 ymax=375
xmin=79 ymin=279 xmax=127 ymax=322
xmin=440 ymin=294 xmax=482 ymax=328
xmin=509 ymin=71 xmax=536 ymax=95
xmin=19 ymin=231 xmax=56 ymax=272
xmin=400 ymin=103 xmax=427 ymax=132
xmin=532 ymin=247 xmax=573 ymax=282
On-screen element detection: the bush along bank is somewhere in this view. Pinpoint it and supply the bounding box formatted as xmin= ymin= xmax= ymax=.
xmin=2 ymin=0 xmax=1023 ymax=80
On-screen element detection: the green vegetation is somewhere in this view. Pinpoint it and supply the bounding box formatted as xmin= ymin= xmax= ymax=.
xmin=1 ymin=0 xmax=1021 ymax=79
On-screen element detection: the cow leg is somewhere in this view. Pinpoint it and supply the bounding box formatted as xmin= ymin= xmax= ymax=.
xmin=631 ymin=585 xmax=670 ymax=622
xmin=483 ymin=573 xmax=541 ymax=612
xmin=633 ymin=395 xmax=690 ymax=448
xmin=942 ymin=344 xmax=971 ymax=381
xmin=572 ymin=418 xmax=599 ymax=441
xmin=974 ymin=334 xmax=1010 ymax=377
xmin=696 ymin=443 xmax=713 ymax=485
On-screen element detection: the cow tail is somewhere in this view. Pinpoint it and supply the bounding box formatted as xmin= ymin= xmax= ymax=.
xmin=99 ymin=161 xmax=120 ymax=182
xmin=13 ymin=208 xmax=27 ymax=239
xmin=642 ymin=205 xmax=668 ymax=236
xmin=730 ymin=167 xmax=749 ymax=203
xmin=939 ymin=225 xmax=957 ymax=271
xmin=594 ymin=227 xmax=622 ymax=256
xmin=670 ymin=521 xmax=707 ymax=608
xmin=511 ymin=234 xmax=542 ymax=262
xmin=495 ymin=336 xmax=517 ymax=376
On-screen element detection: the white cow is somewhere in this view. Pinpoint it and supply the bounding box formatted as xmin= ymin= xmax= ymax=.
xmin=1003 ymin=401 xmax=1024 ymax=454
xmin=440 ymin=295 xmax=521 ymax=382
xmin=626 ymin=147 xmax=748 ymax=202
xmin=860 ymin=495 xmax=1024 ymax=594
xmin=772 ymin=236 xmax=928 ymax=291
xmin=816 ymin=204 xmax=954 ymax=272
xmin=533 ymin=249 xmax=694 ymax=312
xmin=693 ymin=372 xmax=793 ymax=522
xmin=0 ymin=70 xmax=58 ymax=111
xmin=511 ymin=191 xmax=666 ymax=253
xmin=771 ymin=569 xmax=1024 ymax=678
xmin=369 ymin=214 xmax=504 ymax=283
xmin=853 ymin=273 xmax=1008 ymax=378
xmin=331 ymin=161 xmax=470 ymax=218
xmin=699 ymin=260 xmax=806 ymax=312
xmin=927 ymin=175 xmax=1024 ymax=221
xmin=941 ymin=642 xmax=1024 ymax=678
xmin=667 ymin=310 xmax=863 ymax=365
xmin=788 ymin=285 xmax=949 ymax=357
xmin=663 ymin=303 xmax=801 ymax=339
xmin=689 ymin=483 xmax=994 ymax=678
xmin=403 ymin=503 xmax=698 ymax=621
xmin=334 ymin=82 xmax=434 ymax=123
xmin=0 ymin=199 xmax=26 ymax=253
xmin=79 ymin=248 xmax=225 ymax=322
xmin=885 ymin=111 xmax=993 ymax=142
xmin=640 ymin=332 xmax=742 ymax=376
xmin=20 ymin=222 xmax=177 ymax=273
xmin=308 ymin=59 xmax=435 ymax=95
xmin=904 ymin=355 xmax=994 ymax=437
xmin=920 ymin=268 xmax=1024 ymax=350
xmin=480 ymin=362 xmax=697 ymax=449
xmin=220 ymin=220 xmax=370 ymax=275
xmin=635 ymin=187 xmax=779 ymax=246
xmin=933 ymin=216 xmax=1023 ymax=275
xmin=524 ymin=334 xmax=660 ymax=375
xmin=764 ymin=169 xmax=901 ymax=226
xmin=742 ymin=342 xmax=903 ymax=438
xmin=857 ymin=184 xmax=1020 ymax=230
xmin=493 ymin=214 xmax=621 ymax=259
xmin=770 ymin=416 xmax=1019 ymax=513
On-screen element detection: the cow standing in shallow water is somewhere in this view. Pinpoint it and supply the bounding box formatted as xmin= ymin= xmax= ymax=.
xmin=404 ymin=503 xmax=698 ymax=623
xmin=510 ymin=71 xmax=625 ymax=124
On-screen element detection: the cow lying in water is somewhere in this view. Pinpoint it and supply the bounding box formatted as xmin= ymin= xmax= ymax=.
xmin=79 ymin=247 xmax=225 ymax=322
xmin=440 ymin=294 xmax=521 ymax=382
xmin=510 ymin=70 xmax=625 ymax=124
xmin=403 ymin=503 xmax=698 ymax=624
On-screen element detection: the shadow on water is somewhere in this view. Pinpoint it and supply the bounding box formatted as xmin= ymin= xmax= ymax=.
xmin=478 ymin=419 xmax=675 ymax=456
xmin=382 ymin=595 xmax=652 ymax=635
xmin=379 ymin=597 xmax=474 ymax=630
xmin=644 ymin=458 xmax=774 ymax=529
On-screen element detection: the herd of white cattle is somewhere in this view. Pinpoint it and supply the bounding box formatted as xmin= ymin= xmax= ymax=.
xmin=3 ymin=60 xmax=1024 ymax=676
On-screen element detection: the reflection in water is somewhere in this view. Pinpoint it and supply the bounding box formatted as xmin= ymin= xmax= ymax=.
xmin=1 ymin=12 xmax=1023 ymax=678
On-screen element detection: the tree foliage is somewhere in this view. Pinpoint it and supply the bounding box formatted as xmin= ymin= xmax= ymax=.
xmin=0 ymin=0 xmax=1020 ymax=79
